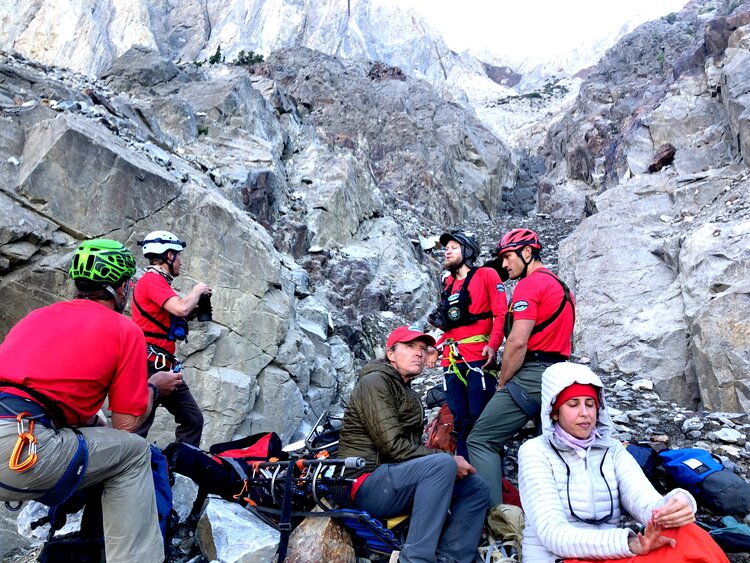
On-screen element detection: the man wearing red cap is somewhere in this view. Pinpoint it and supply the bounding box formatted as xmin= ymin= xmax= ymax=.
xmin=339 ymin=326 xmax=491 ymax=563
xmin=468 ymin=228 xmax=576 ymax=507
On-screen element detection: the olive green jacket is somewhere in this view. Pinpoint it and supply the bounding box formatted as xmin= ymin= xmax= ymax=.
xmin=338 ymin=359 xmax=440 ymax=477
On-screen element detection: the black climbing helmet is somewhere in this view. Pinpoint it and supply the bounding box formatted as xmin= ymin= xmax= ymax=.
xmin=439 ymin=230 xmax=481 ymax=268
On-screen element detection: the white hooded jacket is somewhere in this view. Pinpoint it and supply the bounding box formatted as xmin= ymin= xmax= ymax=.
xmin=518 ymin=363 xmax=696 ymax=562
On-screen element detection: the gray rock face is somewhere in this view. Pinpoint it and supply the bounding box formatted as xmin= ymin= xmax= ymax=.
xmin=722 ymin=44 xmax=750 ymax=167
xmin=0 ymin=0 xmax=493 ymax=99
xmin=261 ymin=49 xmax=515 ymax=225
xmin=2 ymin=40 xmax=495 ymax=457
xmin=538 ymin=3 xmax=736 ymax=216
xmin=558 ymin=175 xmax=693 ymax=405
xmin=554 ymin=3 xmax=750 ymax=410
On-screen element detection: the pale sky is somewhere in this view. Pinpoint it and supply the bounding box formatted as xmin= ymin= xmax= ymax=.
xmin=376 ymin=0 xmax=690 ymax=63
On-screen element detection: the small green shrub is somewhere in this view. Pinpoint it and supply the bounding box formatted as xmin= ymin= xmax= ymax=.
xmin=209 ymin=45 xmax=222 ymax=65
xmin=197 ymin=126 xmax=209 ymax=136
xmin=663 ymin=12 xmax=677 ymax=24
xmin=233 ymin=50 xmax=264 ymax=66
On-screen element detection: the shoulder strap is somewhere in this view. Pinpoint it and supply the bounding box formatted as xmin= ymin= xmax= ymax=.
xmin=530 ymin=270 xmax=575 ymax=336
xmin=132 ymin=292 xmax=170 ymax=339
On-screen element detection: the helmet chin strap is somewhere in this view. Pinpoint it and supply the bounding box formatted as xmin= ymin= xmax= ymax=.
xmin=105 ymin=285 xmax=127 ymax=313
xmin=166 ymin=251 xmax=178 ymax=277
xmin=516 ymin=248 xmax=532 ymax=279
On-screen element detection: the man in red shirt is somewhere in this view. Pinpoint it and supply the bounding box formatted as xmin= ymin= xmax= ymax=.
xmin=131 ymin=230 xmax=212 ymax=446
xmin=430 ymin=230 xmax=506 ymax=458
xmin=467 ymin=228 xmax=575 ymax=506
xmin=0 ymin=239 xmax=180 ymax=563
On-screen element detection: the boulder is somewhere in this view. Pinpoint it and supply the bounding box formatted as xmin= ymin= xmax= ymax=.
xmin=282 ymin=509 xmax=356 ymax=563
xmin=171 ymin=474 xmax=200 ymax=523
xmin=690 ymin=283 xmax=750 ymax=412
xmin=558 ymin=175 xmax=694 ymax=405
xmin=101 ymin=46 xmax=179 ymax=91
xmin=196 ymin=498 xmax=279 ymax=563
xmin=647 ymin=143 xmax=677 ymax=173
xmin=16 ymin=112 xmax=181 ymax=238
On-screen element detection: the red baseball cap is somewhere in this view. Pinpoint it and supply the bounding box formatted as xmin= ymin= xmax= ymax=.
xmin=386 ymin=326 xmax=436 ymax=349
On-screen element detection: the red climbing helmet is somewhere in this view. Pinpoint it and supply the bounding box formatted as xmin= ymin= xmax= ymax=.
xmin=496 ymin=228 xmax=542 ymax=256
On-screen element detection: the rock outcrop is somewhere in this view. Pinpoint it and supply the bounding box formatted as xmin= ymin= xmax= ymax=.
xmin=0 ymin=43 xmax=515 ymax=449
xmin=552 ymin=1 xmax=750 ymax=409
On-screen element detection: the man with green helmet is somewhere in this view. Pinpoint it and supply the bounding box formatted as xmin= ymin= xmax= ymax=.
xmin=0 ymin=239 xmax=180 ymax=563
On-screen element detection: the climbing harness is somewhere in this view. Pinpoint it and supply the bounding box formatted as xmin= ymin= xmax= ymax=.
xmin=0 ymin=386 xmax=89 ymax=517
xmin=442 ymin=335 xmax=496 ymax=391
xmin=133 ymin=290 xmax=189 ymax=343
xmin=437 ymin=268 xmax=494 ymax=331
xmin=146 ymin=343 xmax=179 ymax=371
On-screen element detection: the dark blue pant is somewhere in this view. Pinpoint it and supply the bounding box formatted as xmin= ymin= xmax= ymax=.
xmin=444 ymin=361 xmax=496 ymax=458
xmin=355 ymin=455 xmax=490 ymax=563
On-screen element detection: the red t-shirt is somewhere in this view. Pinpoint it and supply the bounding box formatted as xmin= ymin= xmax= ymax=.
xmin=131 ymin=270 xmax=178 ymax=354
xmin=0 ymin=300 xmax=148 ymax=426
xmin=436 ymin=267 xmax=507 ymax=365
xmin=509 ymin=267 xmax=575 ymax=356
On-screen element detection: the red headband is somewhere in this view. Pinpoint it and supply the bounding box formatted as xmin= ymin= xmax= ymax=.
xmin=553 ymin=383 xmax=599 ymax=413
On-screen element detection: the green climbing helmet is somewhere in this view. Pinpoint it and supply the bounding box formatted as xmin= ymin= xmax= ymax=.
xmin=69 ymin=239 xmax=136 ymax=286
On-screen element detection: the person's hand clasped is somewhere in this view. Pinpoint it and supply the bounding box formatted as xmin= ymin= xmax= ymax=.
xmin=652 ymin=493 xmax=696 ymax=528
xmin=628 ymin=520 xmax=676 ymax=555
xmin=481 ymin=345 xmax=496 ymax=369
xmin=425 ymin=346 xmax=440 ymax=369
xmin=195 ymin=282 xmax=212 ymax=296
xmin=453 ymin=455 xmax=476 ymax=479
xmin=150 ymin=370 xmax=183 ymax=396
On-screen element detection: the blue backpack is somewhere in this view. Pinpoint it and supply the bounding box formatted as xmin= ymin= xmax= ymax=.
xmin=150 ymin=445 xmax=174 ymax=541
xmin=657 ymin=448 xmax=724 ymax=495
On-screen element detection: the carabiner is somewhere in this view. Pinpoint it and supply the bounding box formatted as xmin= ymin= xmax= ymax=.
xmin=9 ymin=413 xmax=38 ymax=472
xmin=16 ymin=412 xmax=34 ymax=436
xmin=154 ymin=353 xmax=167 ymax=370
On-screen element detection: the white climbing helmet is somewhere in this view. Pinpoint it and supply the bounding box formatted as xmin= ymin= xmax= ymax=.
xmin=137 ymin=230 xmax=186 ymax=257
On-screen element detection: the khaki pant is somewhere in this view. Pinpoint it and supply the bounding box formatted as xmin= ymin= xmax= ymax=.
xmin=467 ymin=362 xmax=546 ymax=506
xmin=0 ymin=421 xmax=164 ymax=563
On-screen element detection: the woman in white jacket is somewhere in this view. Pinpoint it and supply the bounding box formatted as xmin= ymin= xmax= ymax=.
xmin=518 ymin=362 xmax=728 ymax=562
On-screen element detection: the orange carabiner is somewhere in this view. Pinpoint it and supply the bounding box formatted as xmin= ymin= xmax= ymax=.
xmin=9 ymin=413 xmax=38 ymax=472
